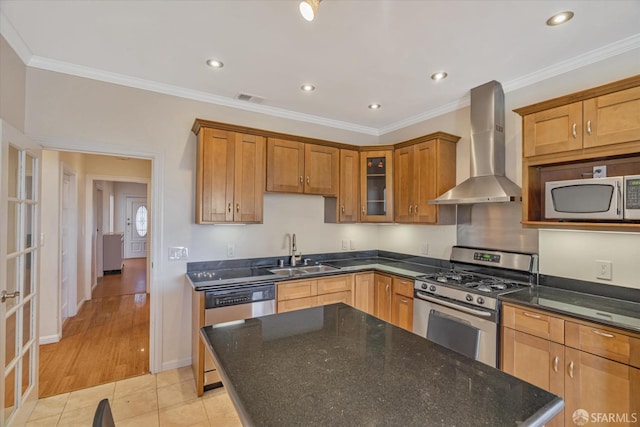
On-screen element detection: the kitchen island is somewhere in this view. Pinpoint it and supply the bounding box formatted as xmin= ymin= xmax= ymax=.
xmin=201 ymin=303 xmax=563 ymax=426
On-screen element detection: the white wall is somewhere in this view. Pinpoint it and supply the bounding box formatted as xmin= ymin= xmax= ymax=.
xmin=0 ymin=35 xmax=26 ymax=132
xmin=113 ymin=182 xmax=147 ymax=233
xmin=21 ymin=40 xmax=640 ymax=370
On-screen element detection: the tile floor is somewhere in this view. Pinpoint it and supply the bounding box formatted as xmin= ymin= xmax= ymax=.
xmin=25 ymin=367 xmax=242 ymax=426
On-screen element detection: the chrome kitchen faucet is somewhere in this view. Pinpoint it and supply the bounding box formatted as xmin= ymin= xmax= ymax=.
xmin=290 ymin=233 xmax=302 ymax=266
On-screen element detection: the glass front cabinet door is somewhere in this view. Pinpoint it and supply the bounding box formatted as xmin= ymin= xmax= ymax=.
xmin=360 ymin=151 xmax=393 ymax=222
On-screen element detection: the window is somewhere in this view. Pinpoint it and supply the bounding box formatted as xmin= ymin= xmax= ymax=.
xmin=135 ymin=206 xmax=148 ymax=237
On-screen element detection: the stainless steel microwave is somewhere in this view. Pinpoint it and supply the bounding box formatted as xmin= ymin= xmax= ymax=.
xmin=545 ymin=175 xmax=640 ymax=220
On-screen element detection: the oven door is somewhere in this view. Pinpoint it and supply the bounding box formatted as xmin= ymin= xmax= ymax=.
xmin=413 ymin=291 xmax=497 ymax=367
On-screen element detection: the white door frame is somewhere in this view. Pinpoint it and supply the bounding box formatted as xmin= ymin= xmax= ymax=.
xmin=36 ymin=139 xmax=163 ymax=375
xmin=59 ymin=166 xmax=78 ymax=329
xmin=0 ymin=120 xmax=41 ymax=426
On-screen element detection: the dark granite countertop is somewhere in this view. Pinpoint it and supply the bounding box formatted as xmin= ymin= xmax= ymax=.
xmin=201 ymin=303 xmax=563 ymax=427
xmin=500 ymin=286 xmax=640 ymax=334
xmin=187 ymin=251 xmax=447 ymax=291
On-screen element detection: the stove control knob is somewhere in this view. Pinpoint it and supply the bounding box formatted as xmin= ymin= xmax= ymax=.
xmin=477 ymin=297 xmax=485 ymax=305
xmin=465 ymin=294 xmax=473 ymax=302
xmin=421 ymin=283 xmax=428 ymax=290
xmin=429 ymin=285 xmax=437 ymax=292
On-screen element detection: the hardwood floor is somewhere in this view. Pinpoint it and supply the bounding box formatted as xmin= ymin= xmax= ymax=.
xmin=39 ymin=259 xmax=149 ymax=398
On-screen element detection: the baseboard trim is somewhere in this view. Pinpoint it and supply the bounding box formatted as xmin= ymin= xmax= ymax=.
xmin=39 ymin=334 xmax=61 ymax=345
xmin=161 ymin=357 xmax=192 ymax=373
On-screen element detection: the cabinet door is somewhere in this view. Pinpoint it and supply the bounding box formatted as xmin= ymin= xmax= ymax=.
xmin=391 ymin=294 xmax=413 ymax=331
xmin=233 ymin=133 xmax=265 ymax=223
xmin=277 ymin=279 xmax=317 ymax=301
xmin=339 ymin=149 xmax=360 ymax=222
xmin=353 ymin=273 xmax=375 ymax=315
xmin=278 ymin=296 xmax=318 ymax=313
xmin=360 ymin=151 xmax=393 ymax=223
xmin=523 ymin=101 xmax=583 ymax=157
xmin=374 ymin=274 xmax=392 ymax=322
xmin=583 ymin=85 xmax=640 ymax=150
xmin=502 ymin=328 xmax=565 ymax=397
xmin=317 ymin=275 xmax=352 ymax=295
xmin=394 ymin=145 xmax=414 ymax=223
xmin=304 ymin=144 xmax=339 ymax=196
xmin=565 ymin=347 xmax=640 ymax=427
xmin=198 ymin=128 xmax=235 ymax=223
xmin=266 ymin=138 xmax=305 ymax=193
xmin=317 ymin=291 xmax=352 ymax=306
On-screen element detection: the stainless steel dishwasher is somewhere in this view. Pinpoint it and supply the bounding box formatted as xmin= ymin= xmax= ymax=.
xmin=202 ymin=282 xmax=276 ymax=389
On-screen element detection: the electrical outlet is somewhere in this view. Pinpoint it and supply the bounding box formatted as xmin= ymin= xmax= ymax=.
xmin=593 ymin=165 xmax=607 ymax=178
xmin=420 ymin=244 xmax=429 ymax=255
xmin=595 ymin=260 xmax=612 ymax=280
xmin=227 ymin=244 xmax=235 ymax=258
xmin=342 ymin=239 xmax=348 ymax=250
xmin=350 ymin=240 xmax=355 ymax=250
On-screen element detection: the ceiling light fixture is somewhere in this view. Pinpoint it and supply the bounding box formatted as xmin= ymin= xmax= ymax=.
xmin=206 ymin=59 xmax=224 ymax=69
xmin=368 ymin=103 xmax=381 ymax=110
xmin=299 ymin=0 xmax=321 ymax=22
xmin=546 ymin=11 xmax=574 ymax=26
xmin=430 ymin=71 xmax=448 ymax=81
xmin=301 ymin=84 xmax=316 ymax=92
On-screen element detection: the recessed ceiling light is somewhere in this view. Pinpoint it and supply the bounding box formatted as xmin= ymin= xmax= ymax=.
xmin=431 ymin=71 xmax=448 ymax=81
xmin=368 ymin=103 xmax=381 ymax=110
xmin=206 ymin=59 xmax=224 ymax=69
xmin=546 ymin=11 xmax=574 ymax=26
xmin=301 ymin=84 xmax=316 ymax=92
xmin=299 ymin=0 xmax=321 ymax=22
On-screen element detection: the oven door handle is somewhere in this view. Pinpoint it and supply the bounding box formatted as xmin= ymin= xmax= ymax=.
xmin=415 ymin=292 xmax=493 ymax=317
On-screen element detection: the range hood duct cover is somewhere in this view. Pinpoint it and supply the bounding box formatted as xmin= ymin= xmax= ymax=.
xmin=430 ymin=80 xmax=521 ymax=205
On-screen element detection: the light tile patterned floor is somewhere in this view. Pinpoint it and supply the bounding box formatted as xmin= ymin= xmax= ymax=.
xmin=25 ymin=367 xmax=242 ymax=427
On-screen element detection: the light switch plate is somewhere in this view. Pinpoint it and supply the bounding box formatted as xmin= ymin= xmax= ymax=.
xmin=593 ymin=165 xmax=607 ymax=178
xmin=350 ymin=240 xmax=355 ymax=250
xmin=169 ymin=246 xmax=188 ymax=260
xmin=342 ymin=240 xmax=348 ymax=250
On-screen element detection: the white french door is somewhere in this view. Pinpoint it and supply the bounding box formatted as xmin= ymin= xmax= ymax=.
xmin=0 ymin=121 xmax=41 ymax=426
xmin=125 ymin=196 xmax=147 ymax=259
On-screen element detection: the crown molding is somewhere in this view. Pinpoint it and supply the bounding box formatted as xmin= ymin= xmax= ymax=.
xmin=0 ymin=9 xmax=33 ymax=64
xmin=25 ymin=56 xmax=380 ymax=136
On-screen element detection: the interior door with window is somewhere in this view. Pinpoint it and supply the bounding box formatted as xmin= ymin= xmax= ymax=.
xmin=1 ymin=121 xmax=41 ymax=426
xmin=125 ymin=196 xmax=147 ymax=259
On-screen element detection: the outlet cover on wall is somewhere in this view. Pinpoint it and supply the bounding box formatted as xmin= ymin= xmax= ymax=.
xmin=350 ymin=240 xmax=355 ymax=250
xmin=420 ymin=244 xmax=429 ymax=255
xmin=595 ymin=260 xmax=612 ymax=280
xmin=227 ymin=244 xmax=235 ymax=258
xmin=342 ymin=239 xmax=348 ymax=250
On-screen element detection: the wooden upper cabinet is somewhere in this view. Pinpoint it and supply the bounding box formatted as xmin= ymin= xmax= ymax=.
xmin=583 ymin=85 xmax=640 ymax=150
xmin=393 ymin=135 xmax=458 ymax=224
xmin=266 ymin=138 xmax=305 ymax=193
xmin=304 ymin=143 xmax=339 ymax=196
xmin=338 ymin=149 xmax=360 ymax=222
xmin=523 ymin=101 xmax=583 ymax=157
xmin=195 ymin=127 xmax=265 ymax=224
xmin=360 ymin=150 xmax=393 ymax=223
xmin=266 ymin=139 xmax=339 ymax=196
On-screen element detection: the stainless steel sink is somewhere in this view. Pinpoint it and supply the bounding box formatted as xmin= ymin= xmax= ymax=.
xmin=269 ymin=264 xmax=339 ymax=275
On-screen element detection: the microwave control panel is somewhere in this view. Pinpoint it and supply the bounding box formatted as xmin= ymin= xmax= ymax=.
xmin=625 ymin=175 xmax=640 ymax=219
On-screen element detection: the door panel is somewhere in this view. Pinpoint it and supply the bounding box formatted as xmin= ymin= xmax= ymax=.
xmin=126 ymin=197 xmax=148 ymax=258
xmin=1 ymin=121 xmax=41 ymax=426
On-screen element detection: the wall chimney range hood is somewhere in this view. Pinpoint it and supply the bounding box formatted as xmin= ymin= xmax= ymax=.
xmin=430 ymin=80 xmax=521 ymax=205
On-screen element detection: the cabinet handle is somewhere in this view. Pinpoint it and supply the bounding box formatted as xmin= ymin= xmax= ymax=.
xmin=587 ymin=120 xmax=592 ymax=135
xmin=553 ymin=356 xmax=559 ymax=373
xmin=306 ymin=176 xmax=310 ymax=184
xmin=386 ymin=284 xmax=390 ymax=293
xmin=591 ymin=329 xmax=615 ymax=338
xmin=362 ymin=206 xmax=366 ymax=215
xmin=400 ymin=298 xmax=409 ymax=303
xmin=228 ymin=203 xmax=232 ymax=213
xmin=415 ymin=205 xmax=418 ymax=214
xmin=409 ymin=205 xmax=413 ymax=214
xmin=236 ymin=203 xmax=240 ymax=213
xmin=522 ymin=311 xmax=541 ymax=319
xmin=572 ymin=123 xmax=577 ymax=139
xmin=341 ymin=205 xmax=345 ymax=213
xmin=299 ymin=176 xmax=303 ymax=184
xmin=568 ymin=361 xmax=574 ymax=378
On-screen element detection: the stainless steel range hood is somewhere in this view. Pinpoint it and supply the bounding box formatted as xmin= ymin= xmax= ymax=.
xmin=430 ymin=80 xmax=521 ymax=205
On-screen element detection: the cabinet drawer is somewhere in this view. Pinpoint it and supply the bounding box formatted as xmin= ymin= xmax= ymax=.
xmin=502 ymin=304 xmax=564 ymax=344
xmin=277 ymin=280 xmax=317 ymax=301
xmin=277 ymin=296 xmax=317 ymax=313
xmin=393 ymin=277 xmax=414 ymax=298
xmin=317 ymin=291 xmax=352 ymax=306
xmin=565 ymin=322 xmax=640 ymax=368
xmin=317 ymin=275 xmax=352 ymax=294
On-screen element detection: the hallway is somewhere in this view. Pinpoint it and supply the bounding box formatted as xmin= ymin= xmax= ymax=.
xmin=39 ymin=258 xmax=149 ymax=398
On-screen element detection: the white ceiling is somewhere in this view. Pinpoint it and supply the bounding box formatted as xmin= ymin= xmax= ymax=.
xmin=1 ymin=0 xmax=639 ymax=135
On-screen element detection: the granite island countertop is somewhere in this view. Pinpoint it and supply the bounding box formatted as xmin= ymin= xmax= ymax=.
xmin=201 ymin=303 xmax=563 ymax=427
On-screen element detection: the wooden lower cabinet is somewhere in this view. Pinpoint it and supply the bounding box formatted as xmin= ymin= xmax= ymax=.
xmin=391 ymin=276 xmax=414 ymax=331
xmin=276 ymin=275 xmax=353 ymax=313
xmin=502 ymin=302 xmax=640 ymax=427
xmin=353 ymin=273 xmax=375 ymax=315
xmin=374 ymin=273 xmax=392 ymax=322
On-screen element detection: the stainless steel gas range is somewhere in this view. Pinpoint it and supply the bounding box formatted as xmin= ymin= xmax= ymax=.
xmin=413 ymin=246 xmax=538 ymax=368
